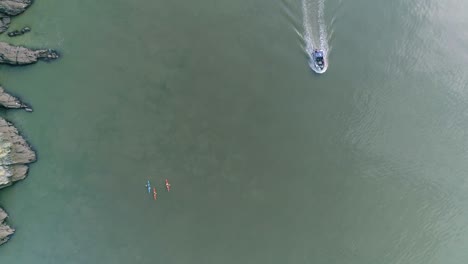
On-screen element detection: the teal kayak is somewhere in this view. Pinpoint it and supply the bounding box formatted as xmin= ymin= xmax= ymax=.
xmin=146 ymin=180 xmax=151 ymax=194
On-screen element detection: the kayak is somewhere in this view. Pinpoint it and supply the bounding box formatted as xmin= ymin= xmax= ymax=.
xmin=153 ymin=187 xmax=157 ymax=200
xmin=146 ymin=180 xmax=151 ymax=194
xmin=165 ymin=179 xmax=171 ymax=192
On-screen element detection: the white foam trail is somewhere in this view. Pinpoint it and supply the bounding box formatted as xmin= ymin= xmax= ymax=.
xmin=318 ymin=0 xmax=329 ymax=53
xmin=301 ymin=0 xmax=314 ymax=55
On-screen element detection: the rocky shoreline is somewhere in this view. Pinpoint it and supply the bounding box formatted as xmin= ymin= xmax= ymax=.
xmin=0 ymin=86 xmax=31 ymax=110
xmin=0 ymin=0 xmax=58 ymax=246
xmin=0 ymin=0 xmax=31 ymax=33
xmin=0 ymin=208 xmax=14 ymax=245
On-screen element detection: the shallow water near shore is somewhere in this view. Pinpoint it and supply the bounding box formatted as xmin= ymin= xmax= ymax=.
xmin=1 ymin=0 xmax=468 ymax=263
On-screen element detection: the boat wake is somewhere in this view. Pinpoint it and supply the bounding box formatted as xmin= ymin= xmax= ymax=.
xmin=301 ymin=0 xmax=329 ymax=73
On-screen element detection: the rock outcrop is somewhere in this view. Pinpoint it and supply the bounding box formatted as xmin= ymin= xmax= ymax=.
xmin=0 ymin=116 xmax=35 ymax=244
xmin=0 ymin=14 xmax=10 ymax=33
xmin=0 ymin=117 xmax=35 ymax=187
xmin=0 ymin=208 xmax=14 ymax=245
xmin=0 ymin=0 xmax=31 ymax=16
xmin=0 ymin=42 xmax=60 ymax=65
xmin=7 ymin=26 xmax=30 ymax=37
xmin=0 ymin=0 xmax=32 ymax=33
xmin=0 ymin=86 xmax=31 ymax=110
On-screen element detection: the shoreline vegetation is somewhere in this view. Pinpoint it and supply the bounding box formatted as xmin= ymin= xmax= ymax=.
xmin=0 ymin=0 xmax=59 ymax=246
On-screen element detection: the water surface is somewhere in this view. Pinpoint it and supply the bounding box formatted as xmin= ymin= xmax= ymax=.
xmin=1 ymin=0 xmax=468 ymax=263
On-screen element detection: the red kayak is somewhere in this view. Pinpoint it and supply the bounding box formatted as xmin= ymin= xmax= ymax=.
xmin=165 ymin=179 xmax=171 ymax=192
xmin=153 ymin=187 xmax=157 ymax=200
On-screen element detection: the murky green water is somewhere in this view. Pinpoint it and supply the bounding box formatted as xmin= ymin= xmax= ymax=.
xmin=1 ymin=0 xmax=468 ymax=263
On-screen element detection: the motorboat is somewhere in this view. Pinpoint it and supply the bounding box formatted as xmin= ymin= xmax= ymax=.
xmin=312 ymin=49 xmax=326 ymax=73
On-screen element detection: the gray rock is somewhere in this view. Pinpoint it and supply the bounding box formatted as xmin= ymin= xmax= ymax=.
xmin=0 ymin=42 xmax=60 ymax=65
xmin=0 ymin=116 xmax=36 ymax=244
xmin=0 ymin=117 xmax=36 ymax=168
xmin=0 ymin=208 xmax=15 ymax=245
xmin=0 ymin=14 xmax=10 ymax=33
xmin=0 ymin=0 xmax=31 ymax=16
xmin=7 ymin=26 xmax=31 ymax=37
xmin=0 ymin=86 xmax=31 ymax=110
xmin=7 ymin=29 xmax=20 ymax=36
xmin=0 ymin=0 xmax=31 ymax=33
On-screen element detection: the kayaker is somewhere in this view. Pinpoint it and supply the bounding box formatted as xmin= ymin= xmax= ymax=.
xmin=146 ymin=180 xmax=151 ymax=194
xmin=165 ymin=179 xmax=171 ymax=192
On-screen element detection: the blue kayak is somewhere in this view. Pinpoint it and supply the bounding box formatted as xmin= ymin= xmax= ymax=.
xmin=146 ymin=180 xmax=151 ymax=194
